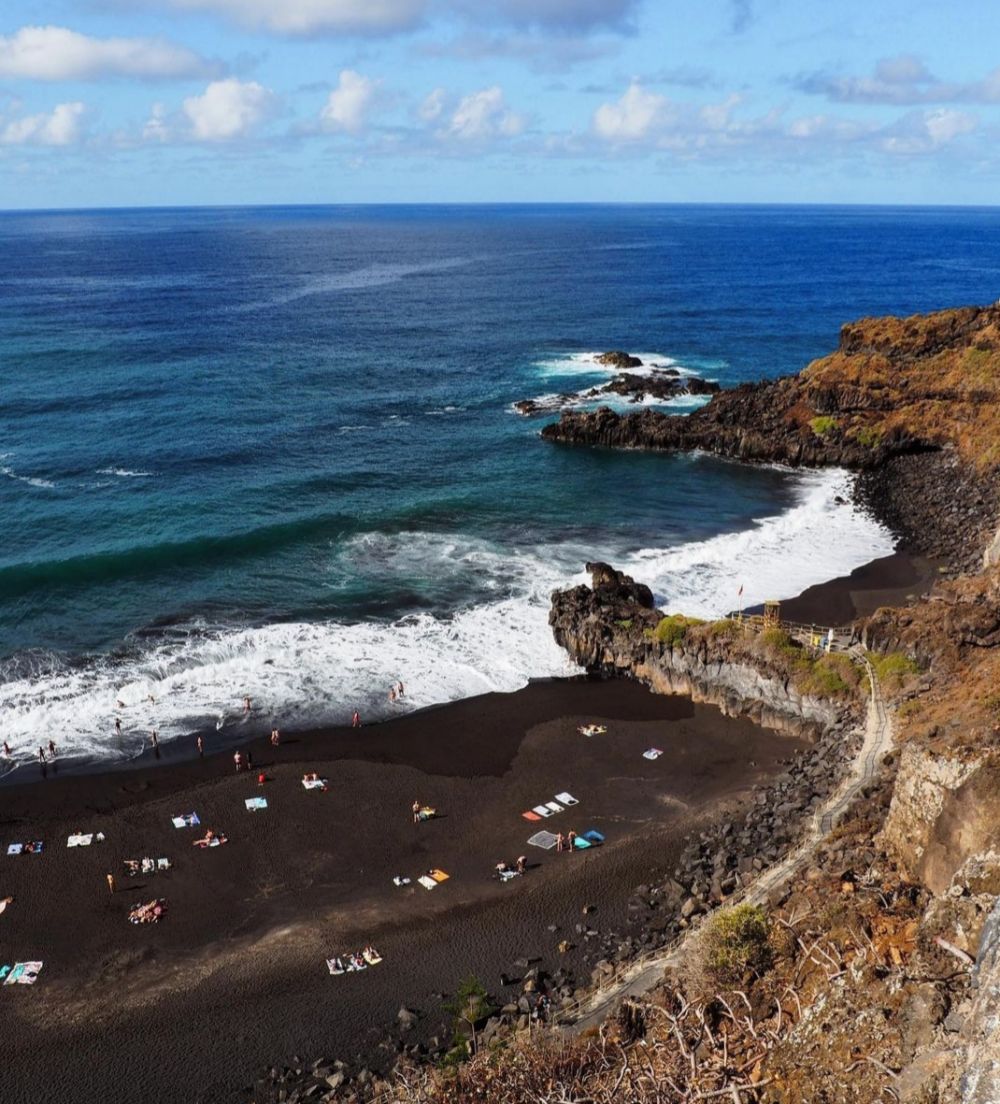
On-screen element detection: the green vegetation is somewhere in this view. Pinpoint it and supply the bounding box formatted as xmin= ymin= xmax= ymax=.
xmin=794 ymin=652 xmax=861 ymax=696
xmin=867 ymin=651 xmax=920 ymax=690
xmin=444 ymin=976 xmax=496 ymax=1061
xmin=760 ymin=626 xmax=797 ymax=653
xmin=853 ymin=425 xmax=883 ymax=448
xmin=614 ymin=618 xmax=634 ymax=630
xmin=702 ymin=904 xmax=773 ymax=985
xmin=706 ymin=618 xmax=741 ymax=639
xmin=809 ymin=415 xmax=838 ymax=437
xmin=649 ymin=613 xmax=705 ymax=646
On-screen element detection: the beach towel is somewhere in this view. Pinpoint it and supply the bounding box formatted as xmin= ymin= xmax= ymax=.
xmin=0 ymin=965 xmax=7 ymax=979
xmin=429 ymin=869 xmax=450 ymax=883
xmin=532 ymin=805 xmax=553 ymax=818
xmin=171 ymin=813 xmax=200 ymax=829
xmin=417 ymin=875 xmax=438 ymax=890
xmin=362 ymin=948 xmax=383 ymax=965
xmin=499 ymin=869 xmax=519 ymax=882
xmin=527 ymin=831 xmax=559 ymax=850
xmin=67 ymin=834 xmax=94 ymax=847
xmin=554 ymin=792 xmax=579 ymax=806
xmin=4 ymin=962 xmax=42 ymax=986
xmin=392 ymin=875 xmax=411 ymax=887
xmin=301 ymin=778 xmax=327 ymax=790
xmin=583 ymin=829 xmax=605 ymax=844
xmin=521 ymin=811 xmax=542 ymax=821
xmin=157 ymin=858 xmax=171 ymax=871
xmin=244 ymin=797 xmax=267 ymax=811
xmin=642 ymin=748 xmax=663 ymax=760
xmin=6 ymin=844 xmax=22 ymax=855
xmin=193 ymin=835 xmax=227 ymax=848
xmin=544 ymin=801 xmax=564 ymax=814
xmin=326 ymin=958 xmax=346 ymax=975
xmin=572 ymin=837 xmax=592 ymax=850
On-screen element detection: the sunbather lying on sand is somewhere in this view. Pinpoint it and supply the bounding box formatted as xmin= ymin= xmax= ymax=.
xmin=128 ymin=898 xmax=166 ymax=924
xmin=0 ymin=896 xmax=12 ymax=916
xmin=193 ymin=829 xmax=227 ymax=848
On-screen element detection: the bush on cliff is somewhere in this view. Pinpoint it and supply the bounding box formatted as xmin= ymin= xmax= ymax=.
xmin=649 ymin=614 xmax=705 ymax=646
xmin=702 ymin=904 xmax=773 ymax=985
xmin=867 ymin=650 xmax=920 ymax=691
xmin=809 ymin=415 xmax=838 ymax=437
xmin=795 ymin=653 xmax=862 ymax=697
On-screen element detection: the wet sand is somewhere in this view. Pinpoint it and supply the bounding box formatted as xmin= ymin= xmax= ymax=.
xmin=0 ymin=678 xmax=807 ymax=1104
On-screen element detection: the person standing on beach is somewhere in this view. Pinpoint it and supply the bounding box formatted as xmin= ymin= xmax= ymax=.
xmin=270 ymin=728 xmax=280 ymax=748
xmin=388 ymin=685 xmax=397 ymax=703
xmin=516 ymin=855 xmax=527 ymax=874
xmin=352 ymin=710 xmax=361 ymax=728
xmin=397 ymin=681 xmax=405 ymax=697
xmin=37 ymin=746 xmax=46 ymax=764
xmin=243 ymin=696 xmax=252 ymax=715
xmin=114 ymin=717 xmax=122 ymax=736
xmin=234 ymin=750 xmax=244 ymax=773
xmin=106 ymin=873 xmax=115 ymax=895
xmin=556 ymin=833 xmax=564 ymax=852
xmin=412 ymin=800 xmax=421 ymax=825
xmin=196 ymin=735 xmax=204 ymax=757
xmin=151 ymin=731 xmax=158 ymax=751
xmin=2 ymin=741 xmax=10 ymax=758
xmin=47 ymin=739 xmax=56 ymax=759
xmin=566 ymin=830 xmax=577 ymax=851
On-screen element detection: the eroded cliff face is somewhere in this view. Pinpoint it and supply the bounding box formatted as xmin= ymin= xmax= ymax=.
xmin=550 ymin=563 xmax=848 ymax=738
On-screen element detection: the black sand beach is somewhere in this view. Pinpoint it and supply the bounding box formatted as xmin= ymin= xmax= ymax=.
xmin=0 ymin=677 xmax=807 ymax=1104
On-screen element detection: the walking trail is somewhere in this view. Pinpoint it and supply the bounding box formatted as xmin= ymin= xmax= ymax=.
xmin=562 ymin=654 xmax=891 ymax=1034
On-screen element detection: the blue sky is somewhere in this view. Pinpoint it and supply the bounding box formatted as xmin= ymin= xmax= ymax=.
xmin=1 ymin=0 xmax=999 ymax=207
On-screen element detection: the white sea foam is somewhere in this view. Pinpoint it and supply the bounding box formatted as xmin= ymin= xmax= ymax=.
xmin=1 ymin=463 xmax=56 ymax=489
xmin=96 ymin=468 xmax=154 ymax=478
xmin=0 ymin=468 xmax=892 ymax=768
xmin=534 ymin=351 xmax=693 ymax=380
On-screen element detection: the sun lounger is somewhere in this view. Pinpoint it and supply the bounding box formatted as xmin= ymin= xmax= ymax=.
xmin=171 ymin=813 xmax=200 ymax=829
xmin=643 ymin=748 xmax=663 ymax=760
xmin=418 ymin=875 xmax=438 ymax=890
xmin=532 ymin=805 xmax=553 ymax=817
xmin=573 ymin=837 xmax=592 ymax=849
xmin=527 ymin=830 xmax=559 ymax=850
xmin=244 ymin=797 xmax=267 ymax=811
xmin=522 ymin=810 xmax=542 ymax=821
xmin=583 ymin=829 xmax=605 ymax=844
xmin=545 ymin=801 xmax=564 ymax=814
xmin=430 ymin=869 xmax=449 ymax=882
xmin=555 ymin=792 xmax=578 ymax=806
xmin=4 ymin=962 xmax=42 ymax=985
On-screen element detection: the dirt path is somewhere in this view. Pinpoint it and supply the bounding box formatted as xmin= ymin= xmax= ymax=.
xmin=562 ymin=657 xmax=891 ymax=1034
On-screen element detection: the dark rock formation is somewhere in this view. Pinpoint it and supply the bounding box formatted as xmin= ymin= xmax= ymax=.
xmin=596 ymin=351 xmax=643 ymax=369
xmin=513 ymin=372 xmax=719 ymax=417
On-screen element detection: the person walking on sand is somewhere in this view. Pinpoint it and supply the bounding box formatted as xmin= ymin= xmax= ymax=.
xmin=566 ymin=830 xmax=577 ymax=851
xmin=37 ymin=746 xmax=46 ymax=764
xmin=270 ymin=727 xmax=280 ymax=748
xmin=234 ymin=750 xmax=244 ymax=773
xmin=412 ymin=800 xmax=421 ymax=825
xmin=106 ymin=873 xmax=115 ymax=895
xmin=516 ymin=855 xmax=527 ymax=874
xmin=47 ymin=739 xmax=56 ymax=759
xmin=243 ymin=696 xmax=252 ymax=715
xmin=352 ymin=710 xmax=361 ymax=728
xmin=197 ymin=735 xmax=204 ymax=757
xmin=2 ymin=741 xmax=10 ymax=758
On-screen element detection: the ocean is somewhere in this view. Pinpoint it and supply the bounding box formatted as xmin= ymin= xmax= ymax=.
xmin=3 ymin=203 xmax=999 ymax=766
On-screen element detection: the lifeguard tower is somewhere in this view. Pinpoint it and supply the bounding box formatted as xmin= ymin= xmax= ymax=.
xmin=762 ymin=600 xmax=781 ymax=628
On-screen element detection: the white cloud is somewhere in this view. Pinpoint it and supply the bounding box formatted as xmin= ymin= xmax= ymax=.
xmin=882 ymin=108 xmax=976 ymax=154
xmin=1 ymin=101 xmax=85 ymax=146
xmin=167 ymin=0 xmax=424 ymax=34
xmin=419 ymin=87 xmax=447 ymax=122
xmin=319 ymin=70 xmax=379 ymax=133
xmin=182 ymin=78 xmax=276 ymax=141
xmin=796 ymin=55 xmax=1000 ymax=106
xmin=446 ymin=86 xmax=525 ymax=140
xmin=593 ymin=82 xmax=666 ymax=140
xmin=0 ymin=25 xmax=214 ymax=81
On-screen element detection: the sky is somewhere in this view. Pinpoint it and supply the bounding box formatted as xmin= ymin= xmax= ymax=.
xmin=1 ymin=1 xmax=1000 ymax=207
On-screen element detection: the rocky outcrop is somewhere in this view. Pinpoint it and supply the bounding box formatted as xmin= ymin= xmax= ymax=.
xmin=549 ymin=564 xmax=848 ymax=736
xmin=596 ymin=351 xmax=643 ymax=369
xmin=513 ymin=371 xmax=719 ymax=417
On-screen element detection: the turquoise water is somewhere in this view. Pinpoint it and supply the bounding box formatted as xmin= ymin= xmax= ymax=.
xmin=4 ymin=203 xmax=999 ymax=761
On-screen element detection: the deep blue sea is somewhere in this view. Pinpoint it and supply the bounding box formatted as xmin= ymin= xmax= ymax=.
xmin=3 ymin=203 xmax=999 ymax=764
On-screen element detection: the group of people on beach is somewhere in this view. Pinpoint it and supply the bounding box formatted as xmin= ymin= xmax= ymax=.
xmin=388 ymin=681 xmax=405 ymax=702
